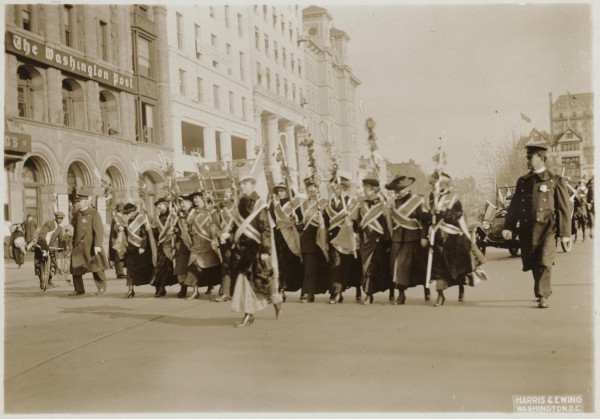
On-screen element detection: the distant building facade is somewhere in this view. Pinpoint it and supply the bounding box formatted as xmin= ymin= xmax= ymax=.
xmin=302 ymin=5 xmax=362 ymax=183
xmin=548 ymin=92 xmax=594 ymax=179
xmin=4 ymin=4 xmax=172 ymax=225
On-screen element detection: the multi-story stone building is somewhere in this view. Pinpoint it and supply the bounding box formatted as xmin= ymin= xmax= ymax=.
xmin=167 ymin=5 xmax=255 ymax=179
xmin=4 ymin=4 xmax=172 ymax=225
xmin=548 ymin=92 xmax=594 ymax=179
xmin=250 ymin=4 xmax=308 ymax=190
xmin=302 ymin=5 xmax=362 ymax=182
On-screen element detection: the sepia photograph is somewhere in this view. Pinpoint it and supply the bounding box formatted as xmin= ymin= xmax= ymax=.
xmin=2 ymin=0 xmax=597 ymax=415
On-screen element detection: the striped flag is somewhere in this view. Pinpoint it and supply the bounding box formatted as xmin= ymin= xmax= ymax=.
xmin=520 ymin=113 xmax=532 ymax=123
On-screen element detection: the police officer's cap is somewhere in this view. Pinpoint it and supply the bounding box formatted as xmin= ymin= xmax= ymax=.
xmin=72 ymin=193 xmax=89 ymax=202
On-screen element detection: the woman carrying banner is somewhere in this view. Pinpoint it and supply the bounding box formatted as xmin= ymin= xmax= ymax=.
xmin=122 ymin=203 xmax=155 ymax=298
xmin=183 ymin=191 xmax=222 ymax=300
xmin=228 ymin=171 xmax=281 ymax=327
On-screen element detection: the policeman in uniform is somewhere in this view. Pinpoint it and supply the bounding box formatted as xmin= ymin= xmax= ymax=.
xmin=70 ymin=194 xmax=110 ymax=296
xmin=503 ymin=143 xmax=571 ymax=308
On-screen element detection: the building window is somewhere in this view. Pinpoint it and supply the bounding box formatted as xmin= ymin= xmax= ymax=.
xmin=212 ymin=60 xmax=218 ymax=69
xmin=62 ymin=5 xmax=74 ymax=47
xmin=211 ymin=33 xmax=217 ymax=47
xmin=237 ymin=14 xmax=243 ymax=37
xmin=292 ymin=83 xmax=296 ymax=103
xmin=178 ymin=69 xmax=186 ymax=96
xmin=232 ymin=135 xmax=247 ymax=160
xmin=213 ymin=84 xmax=220 ymax=109
xmin=239 ymin=51 xmax=245 ymax=81
xmin=61 ymin=79 xmax=84 ymax=129
xmin=181 ymin=121 xmax=204 ymax=156
xmin=274 ymin=41 xmax=279 ymax=62
xmin=276 ymin=74 xmax=280 ymax=95
xmin=242 ymin=97 xmax=247 ymax=120
xmin=284 ymin=79 xmax=288 ymax=98
xmin=176 ymin=13 xmax=184 ymax=50
xmin=136 ymin=101 xmax=157 ymax=143
xmin=197 ymin=77 xmax=203 ymax=102
xmin=254 ymin=27 xmax=260 ymax=49
xmin=273 ymin=13 xmax=277 ymax=28
xmin=256 ymin=62 xmax=262 ymax=84
xmin=21 ymin=6 xmax=32 ymax=31
xmin=266 ymin=68 xmax=271 ymax=90
xmin=17 ymin=66 xmax=34 ymax=119
xmin=298 ymin=59 xmax=302 ymax=77
xmin=209 ymin=6 xmax=215 ymax=18
xmin=229 ymin=91 xmax=234 ymax=114
xmin=254 ymin=5 xmax=258 ymax=15
xmin=281 ymin=17 xmax=285 ymax=34
xmin=263 ymin=5 xmax=268 ymax=21
xmin=99 ymin=91 xmax=119 ymax=135
xmin=282 ymin=48 xmax=287 ymax=68
xmin=224 ymin=5 xmax=230 ymax=27
xmin=562 ymin=156 xmax=581 ymax=179
xmin=289 ymin=22 xmax=293 ymax=41
xmin=98 ymin=20 xmax=109 ymax=61
xmin=216 ymin=130 xmax=222 ymax=161
xmin=264 ymin=34 xmax=269 ymax=57
xmin=194 ymin=24 xmax=201 ymax=59
xmin=62 ymin=80 xmax=74 ymax=127
xmin=291 ymin=53 xmax=295 ymax=73
xmin=136 ymin=35 xmax=154 ymax=78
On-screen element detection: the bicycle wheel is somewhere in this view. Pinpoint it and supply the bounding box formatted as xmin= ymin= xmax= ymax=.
xmin=40 ymin=258 xmax=50 ymax=291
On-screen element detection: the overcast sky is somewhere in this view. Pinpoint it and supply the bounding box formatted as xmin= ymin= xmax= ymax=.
xmin=324 ymin=2 xmax=594 ymax=178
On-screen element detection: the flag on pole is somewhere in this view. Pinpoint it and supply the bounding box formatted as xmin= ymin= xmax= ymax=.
xmin=520 ymin=113 xmax=532 ymax=123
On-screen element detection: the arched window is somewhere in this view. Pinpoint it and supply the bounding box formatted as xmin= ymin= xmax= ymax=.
xmin=99 ymin=91 xmax=119 ymax=135
xmin=62 ymin=78 xmax=84 ymax=129
xmin=17 ymin=65 xmax=44 ymax=121
xmin=17 ymin=67 xmax=34 ymax=118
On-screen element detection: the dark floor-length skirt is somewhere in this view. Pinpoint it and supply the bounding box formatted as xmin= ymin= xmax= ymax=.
xmin=274 ymin=229 xmax=304 ymax=292
xmin=125 ymin=249 xmax=154 ymax=286
xmin=361 ymin=241 xmax=391 ymax=295
xmin=153 ymin=248 xmax=178 ymax=288
xmin=329 ymin=248 xmax=355 ymax=294
xmin=302 ymin=251 xmax=329 ymax=294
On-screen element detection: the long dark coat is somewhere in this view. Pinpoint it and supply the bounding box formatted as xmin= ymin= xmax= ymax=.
xmin=270 ymin=199 xmax=303 ymax=292
xmin=71 ymin=207 xmax=110 ymax=276
xmin=429 ymin=193 xmax=484 ymax=286
xmin=124 ymin=213 xmax=154 ymax=286
xmin=229 ymin=192 xmax=274 ymax=295
xmin=151 ymin=211 xmax=178 ymax=288
xmin=357 ymin=198 xmax=392 ymax=295
xmin=296 ymin=198 xmax=329 ymax=295
xmin=505 ymin=169 xmax=571 ymax=271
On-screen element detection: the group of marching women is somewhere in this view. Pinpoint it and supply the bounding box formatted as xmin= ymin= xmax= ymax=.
xmin=109 ymin=167 xmax=488 ymax=326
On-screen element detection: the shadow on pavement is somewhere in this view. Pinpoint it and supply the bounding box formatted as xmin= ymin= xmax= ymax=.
xmin=58 ymin=305 xmax=236 ymax=327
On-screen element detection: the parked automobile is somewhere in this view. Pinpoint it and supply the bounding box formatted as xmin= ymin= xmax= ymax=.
xmin=473 ymin=186 xmax=520 ymax=256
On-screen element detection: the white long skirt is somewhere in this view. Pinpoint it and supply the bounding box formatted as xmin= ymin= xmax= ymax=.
xmin=231 ymin=273 xmax=273 ymax=314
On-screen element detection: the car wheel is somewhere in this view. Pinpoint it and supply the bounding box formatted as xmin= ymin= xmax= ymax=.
xmin=508 ymin=247 xmax=519 ymax=257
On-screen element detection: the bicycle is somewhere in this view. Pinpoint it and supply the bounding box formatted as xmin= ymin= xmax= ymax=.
xmin=30 ymin=240 xmax=72 ymax=291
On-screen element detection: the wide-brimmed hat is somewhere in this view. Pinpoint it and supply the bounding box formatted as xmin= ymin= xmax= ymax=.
xmin=123 ymin=203 xmax=137 ymax=214
xmin=154 ymin=197 xmax=168 ymax=206
xmin=115 ymin=203 xmax=125 ymax=212
xmin=385 ymin=176 xmax=416 ymax=191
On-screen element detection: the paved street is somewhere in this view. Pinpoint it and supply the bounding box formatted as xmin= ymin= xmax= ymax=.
xmin=3 ymin=240 xmax=595 ymax=413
